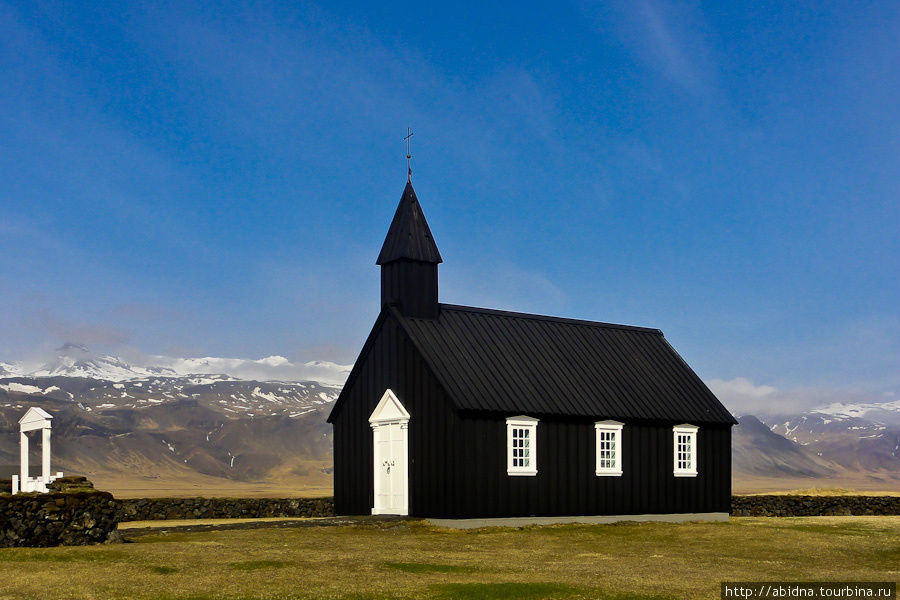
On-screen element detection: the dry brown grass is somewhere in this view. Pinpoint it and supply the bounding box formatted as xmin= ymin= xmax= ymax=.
xmin=0 ymin=516 xmax=897 ymax=600
xmin=739 ymin=487 xmax=900 ymax=497
xmin=732 ymin=475 xmax=900 ymax=495
xmin=82 ymin=471 xmax=900 ymax=499
xmin=85 ymin=471 xmax=333 ymax=499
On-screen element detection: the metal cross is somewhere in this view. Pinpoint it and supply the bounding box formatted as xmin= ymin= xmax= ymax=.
xmin=403 ymin=128 xmax=414 ymax=181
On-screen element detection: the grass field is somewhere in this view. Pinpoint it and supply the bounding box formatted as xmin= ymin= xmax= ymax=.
xmin=0 ymin=516 xmax=897 ymax=600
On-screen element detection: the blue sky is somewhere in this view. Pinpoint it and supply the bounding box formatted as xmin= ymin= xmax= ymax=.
xmin=1 ymin=1 xmax=897 ymax=412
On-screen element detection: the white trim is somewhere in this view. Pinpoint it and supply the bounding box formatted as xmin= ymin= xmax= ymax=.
xmin=368 ymin=389 xmax=411 ymax=424
xmin=594 ymin=420 xmax=623 ymax=476
xmin=370 ymin=390 xmax=410 ymax=516
xmin=673 ymin=424 xmax=698 ymax=477
xmin=19 ymin=407 xmax=52 ymax=432
xmin=506 ymin=416 xmax=538 ymax=476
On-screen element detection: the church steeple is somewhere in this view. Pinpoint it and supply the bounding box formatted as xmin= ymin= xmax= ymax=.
xmin=377 ymin=181 xmax=442 ymax=319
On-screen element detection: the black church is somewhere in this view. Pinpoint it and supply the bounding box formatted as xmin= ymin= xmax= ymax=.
xmin=327 ymin=180 xmax=736 ymax=520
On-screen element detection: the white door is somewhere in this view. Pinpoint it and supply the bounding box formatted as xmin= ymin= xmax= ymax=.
xmin=369 ymin=389 xmax=410 ymax=516
xmin=373 ymin=422 xmax=408 ymax=514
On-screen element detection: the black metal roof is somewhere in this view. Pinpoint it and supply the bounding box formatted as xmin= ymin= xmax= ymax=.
xmin=376 ymin=181 xmax=443 ymax=265
xmin=393 ymin=304 xmax=736 ymax=424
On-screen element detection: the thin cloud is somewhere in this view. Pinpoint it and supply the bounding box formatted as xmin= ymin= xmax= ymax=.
xmin=443 ymin=261 xmax=567 ymax=316
xmin=580 ymin=0 xmax=719 ymax=97
xmin=26 ymin=309 xmax=130 ymax=347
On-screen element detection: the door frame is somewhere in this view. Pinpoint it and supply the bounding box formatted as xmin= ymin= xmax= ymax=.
xmin=369 ymin=389 xmax=410 ymax=516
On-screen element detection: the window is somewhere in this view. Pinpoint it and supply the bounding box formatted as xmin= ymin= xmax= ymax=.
xmin=673 ymin=424 xmax=698 ymax=477
xmin=506 ymin=416 xmax=538 ymax=476
xmin=594 ymin=420 xmax=623 ymax=476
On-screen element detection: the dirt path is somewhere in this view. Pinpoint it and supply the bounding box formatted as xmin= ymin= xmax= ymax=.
xmin=118 ymin=515 xmax=411 ymax=538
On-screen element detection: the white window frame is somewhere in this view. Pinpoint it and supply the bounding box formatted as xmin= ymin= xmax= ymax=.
xmin=594 ymin=420 xmax=623 ymax=476
xmin=506 ymin=416 xmax=538 ymax=476
xmin=673 ymin=424 xmax=698 ymax=477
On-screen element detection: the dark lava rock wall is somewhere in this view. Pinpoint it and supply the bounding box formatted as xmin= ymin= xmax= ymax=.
xmin=0 ymin=491 xmax=120 ymax=547
xmin=117 ymin=497 xmax=335 ymax=521
xmin=731 ymin=495 xmax=900 ymax=516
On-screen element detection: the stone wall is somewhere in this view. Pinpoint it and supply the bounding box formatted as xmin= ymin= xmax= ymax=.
xmin=731 ymin=495 xmax=900 ymax=517
xmin=0 ymin=491 xmax=120 ymax=547
xmin=117 ymin=497 xmax=335 ymax=521
xmin=5 ymin=491 xmax=894 ymax=542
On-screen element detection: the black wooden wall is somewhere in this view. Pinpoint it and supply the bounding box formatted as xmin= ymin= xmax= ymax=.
xmin=448 ymin=414 xmax=731 ymax=518
xmin=331 ymin=312 xmax=457 ymax=516
xmin=380 ymin=260 xmax=439 ymax=319
xmin=332 ymin=311 xmax=732 ymax=518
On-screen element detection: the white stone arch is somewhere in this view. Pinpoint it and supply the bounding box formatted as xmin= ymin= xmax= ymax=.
xmin=12 ymin=407 xmax=63 ymax=494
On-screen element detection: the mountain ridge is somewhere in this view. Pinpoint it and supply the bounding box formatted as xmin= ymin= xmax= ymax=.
xmin=2 ymin=344 xmax=351 ymax=384
xmin=2 ymin=347 xmax=898 ymax=495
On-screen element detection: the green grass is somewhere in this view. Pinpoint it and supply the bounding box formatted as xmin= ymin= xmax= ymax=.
xmin=0 ymin=516 xmax=896 ymax=600
xmin=227 ymin=559 xmax=289 ymax=571
xmin=384 ymin=561 xmax=477 ymax=574
xmin=431 ymin=582 xmax=581 ymax=599
xmin=0 ymin=548 xmax=127 ymax=563
xmin=430 ymin=583 xmax=678 ymax=600
xmin=150 ymin=565 xmax=179 ymax=574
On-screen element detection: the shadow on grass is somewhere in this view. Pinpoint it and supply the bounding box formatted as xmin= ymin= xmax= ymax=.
xmin=860 ymin=544 xmax=900 ymax=571
xmin=752 ymin=522 xmax=891 ymax=536
xmin=0 ymin=549 xmax=128 ymax=563
xmin=431 ymin=583 xmax=676 ymax=600
xmin=150 ymin=565 xmax=179 ymax=574
xmin=228 ymin=559 xmax=290 ymax=571
xmin=430 ymin=582 xmax=580 ymax=599
xmin=384 ymin=561 xmax=477 ymax=574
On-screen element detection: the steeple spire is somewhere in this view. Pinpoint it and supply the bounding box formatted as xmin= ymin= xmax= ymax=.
xmin=377 ymin=181 xmax=442 ymax=319
xmin=376 ymin=180 xmax=442 ymax=266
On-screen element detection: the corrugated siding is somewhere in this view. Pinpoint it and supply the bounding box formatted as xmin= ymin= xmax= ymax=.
xmin=398 ymin=304 xmax=735 ymax=424
xmin=331 ymin=314 xmax=458 ymax=516
xmin=332 ymin=311 xmax=732 ymax=517
xmin=380 ymin=260 xmax=439 ymax=319
xmin=450 ymin=414 xmax=731 ymax=518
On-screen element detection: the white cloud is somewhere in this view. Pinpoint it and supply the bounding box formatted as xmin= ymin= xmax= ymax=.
xmin=707 ymin=376 xmax=898 ymax=418
xmin=142 ymin=354 xmax=351 ymax=385
xmin=708 ymin=377 xmax=776 ymax=399
xmin=2 ymin=345 xmax=352 ymax=385
xmin=707 ymin=377 xmax=779 ymax=416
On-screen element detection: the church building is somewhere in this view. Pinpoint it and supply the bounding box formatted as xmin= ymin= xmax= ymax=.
xmin=327 ymin=180 xmax=736 ymax=520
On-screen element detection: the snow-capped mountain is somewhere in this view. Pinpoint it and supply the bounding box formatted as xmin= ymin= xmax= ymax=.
xmin=3 ymin=343 xmax=351 ymax=385
xmin=27 ymin=344 xmax=180 ymax=381
xmin=0 ymin=375 xmax=341 ymax=418
xmin=0 ymin=345 xmax=348 ymax=492
xmin=770 ymin=397 xmax=900 ymax=442
xmin=0 ymin=362 xmax=23 ymax=377
xmin=764 ymin=399 xmax=900 ymax=478
xmin=0 ymin=344 xmax=348 ymax=419
xmin=810 ymin=398 xmax=900 ymax=427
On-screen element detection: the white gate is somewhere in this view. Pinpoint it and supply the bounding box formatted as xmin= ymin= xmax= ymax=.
xmin=369 ymin=389 xmax=409 ymax=516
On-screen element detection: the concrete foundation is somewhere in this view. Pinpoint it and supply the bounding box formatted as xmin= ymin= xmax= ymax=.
xmin=427 ymin=512 xmax=729 ymax=529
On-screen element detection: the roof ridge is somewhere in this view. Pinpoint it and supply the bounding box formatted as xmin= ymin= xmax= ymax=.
xmin=432 ymin=304 xmax=663 ymax=335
